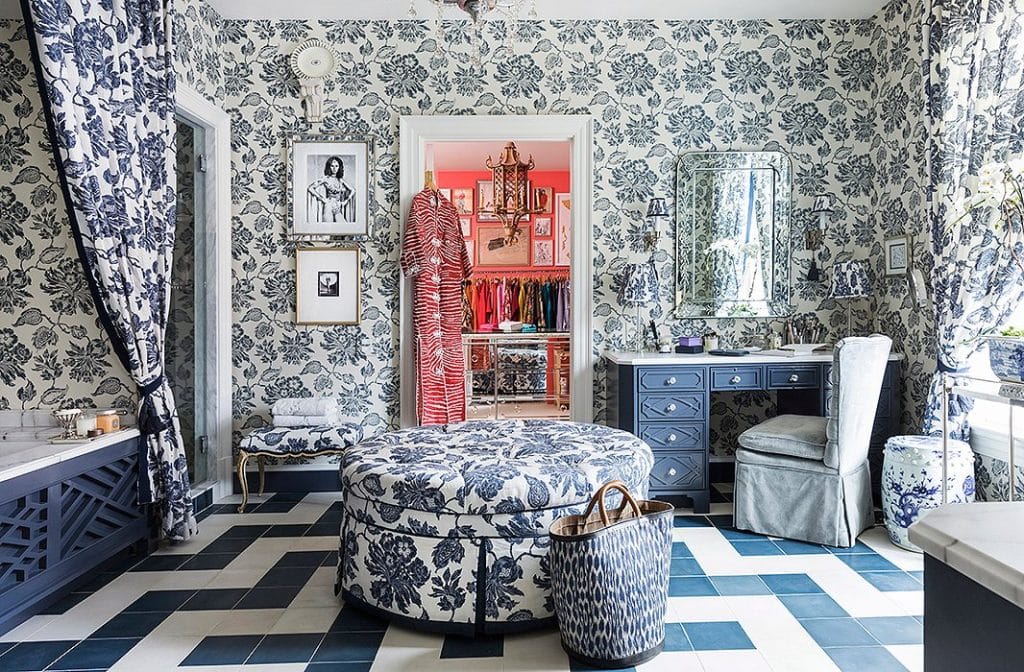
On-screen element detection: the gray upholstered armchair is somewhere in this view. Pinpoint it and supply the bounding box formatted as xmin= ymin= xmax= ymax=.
xmin=733 ymin=335 xmax=893 ymax=547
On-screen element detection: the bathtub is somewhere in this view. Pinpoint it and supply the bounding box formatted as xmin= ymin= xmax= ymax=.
xmin=0 ymin=426 xmax=141 ymax=483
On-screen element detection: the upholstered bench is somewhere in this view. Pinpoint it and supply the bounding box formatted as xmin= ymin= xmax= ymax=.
xmin=236 ymin=424 xmax=363 ymax=512
xmin=334 ymin=419 xmax=654 ymax=635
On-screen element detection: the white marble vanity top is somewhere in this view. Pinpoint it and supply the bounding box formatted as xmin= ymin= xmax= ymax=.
xmin=0 ymin=428 xmax=141 ymax=483
xmin=604 ymin=350 xmax=904 ymax=366
xmin=909 ymin=503 xmax=1024 ymax=609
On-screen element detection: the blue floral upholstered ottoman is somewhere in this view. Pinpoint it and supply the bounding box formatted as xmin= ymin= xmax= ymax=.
xmin=334 ymin=420 xmax=654 ymax=635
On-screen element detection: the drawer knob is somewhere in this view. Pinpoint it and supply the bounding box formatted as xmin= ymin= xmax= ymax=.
xmin=666 ymin=376 xmax=677 ymax=385
xmin=788 ymin=374 xmax=799 ymax=383
xmin=666 ymin=403 xmax=677 ymax=412
xmin=668 ymin=468 xmax=677 ymax=477
xmin=668 ymin=433 xmax=677 ymax=442
xmin=730 ymin=375 xmax=742 ymax=384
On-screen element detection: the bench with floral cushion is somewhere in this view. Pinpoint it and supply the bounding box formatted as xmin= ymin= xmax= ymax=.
xmin=334 ymin=419 xmax=654 ymax=635
xmin=236 ymin=423 xmax=363 ymax=512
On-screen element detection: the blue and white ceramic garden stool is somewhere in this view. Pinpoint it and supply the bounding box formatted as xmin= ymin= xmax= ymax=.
xmin=882 ymin=435 xmax=975 ymax=552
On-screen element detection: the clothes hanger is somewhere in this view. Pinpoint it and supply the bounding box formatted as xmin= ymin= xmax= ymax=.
xmin=423 ymin=170 xmax=438 ymax=192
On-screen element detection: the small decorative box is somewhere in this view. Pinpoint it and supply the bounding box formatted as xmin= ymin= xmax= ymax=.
xmin=675 ymin=345 xmax=703 ymax=354
xmin=678 ymin=336 xmax=702 ymax=347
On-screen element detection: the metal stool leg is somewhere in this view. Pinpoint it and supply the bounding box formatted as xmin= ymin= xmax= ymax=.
xmin=237 ymin=452 xmax=250 ymax=514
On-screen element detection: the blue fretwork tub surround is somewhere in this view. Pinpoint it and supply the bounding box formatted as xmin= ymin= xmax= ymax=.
xmin=0 ymin=428 xmax=148 ymax=633
xmin=334 ymin=420 xmax=653 ymax=635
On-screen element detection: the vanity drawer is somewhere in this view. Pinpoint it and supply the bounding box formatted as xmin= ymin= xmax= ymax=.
xmin=767 ymin=365 xmax=820 ymax=390
xmin=637 ymin=367 xmax=707 ymax=393
xmin=638 ymin=393 xmax=705 ymax=422
xmin=639 ymin=423 xmax=705 ymax=451
xmin=649 ymin=451 xmax=706 ymax=490
xmin=710 ymin=365 xmax=763 ymax=391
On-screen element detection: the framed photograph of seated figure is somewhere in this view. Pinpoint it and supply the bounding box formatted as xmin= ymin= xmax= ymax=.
xmin=287 ymin=135 xmax=372 ymax=238
xmin=295 ymin=247 xmax=360 ymax=325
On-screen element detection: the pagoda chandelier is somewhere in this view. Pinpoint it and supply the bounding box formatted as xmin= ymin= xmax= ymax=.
xmin=407 ymin=0 xmax=538 ymax=60
xmin=482 ymin=142 xmax=543 ymax=245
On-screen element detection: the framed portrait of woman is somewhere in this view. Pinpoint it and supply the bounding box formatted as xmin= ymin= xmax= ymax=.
xmin=287 ymin=135 xmax=373 ymax=237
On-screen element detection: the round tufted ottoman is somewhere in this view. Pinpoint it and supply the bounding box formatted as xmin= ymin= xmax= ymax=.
xmin=334 ymin=420 xmax=653 ymax=635
xmin=882 ymin=435 xmax=975 ymax=552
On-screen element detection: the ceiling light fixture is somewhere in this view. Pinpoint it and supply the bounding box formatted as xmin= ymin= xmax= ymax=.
xmin=407 ymin=0 xmax=539 ymax=62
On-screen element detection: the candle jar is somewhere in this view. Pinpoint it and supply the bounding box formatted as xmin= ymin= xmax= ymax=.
xmin=95 ymin=410 xmax=120 ymax=434
xmin=76 ymin=413 xmax=97 ymax=436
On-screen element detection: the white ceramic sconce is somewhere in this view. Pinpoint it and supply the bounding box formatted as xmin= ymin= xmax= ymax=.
xmin=289 ymin=39 xmax=338 ymax=124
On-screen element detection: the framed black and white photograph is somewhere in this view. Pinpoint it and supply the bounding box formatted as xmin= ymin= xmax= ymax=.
xmin=884 ymin=236 xmax=909 ymax=275
xmin=295 ymin=247 xmax=360 ymax=325
xmin=287 ymin=135 xmax=372 ymax=237
xmin=476 ymin=180 xmax=497 ymax=221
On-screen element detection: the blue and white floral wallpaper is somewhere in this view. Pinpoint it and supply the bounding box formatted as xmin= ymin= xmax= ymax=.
xmin=0 ymin=0 xmax=938 ymax=462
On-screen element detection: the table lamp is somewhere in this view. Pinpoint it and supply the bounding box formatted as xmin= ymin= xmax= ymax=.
xmin=831 ymin=260 xmax=872 ymax=336
xmin=618 ymin=262 xmax=660 ymax=352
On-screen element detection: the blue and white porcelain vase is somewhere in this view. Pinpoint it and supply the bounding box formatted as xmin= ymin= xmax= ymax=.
xmin=987 ymin=337 xmax=1024 ymax=383
xmin=882 ymin=436 xmax=975 ymax=552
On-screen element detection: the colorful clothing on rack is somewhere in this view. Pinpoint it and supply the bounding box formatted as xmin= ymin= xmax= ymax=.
xmin=463 ymin=275 xmax=570 ymax=332
xmin=401 ymin=189 xmax=471 ymax=425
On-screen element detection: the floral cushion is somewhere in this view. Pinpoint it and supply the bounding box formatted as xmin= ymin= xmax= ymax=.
xmin=240 ymin=424 xmax=364 ymax=455
xmin=340 ymin=420 xmax=654 ymax=515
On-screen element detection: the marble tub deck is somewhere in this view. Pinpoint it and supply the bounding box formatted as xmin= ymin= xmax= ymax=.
xmin=0 ymin=484 xmax=924 ymax=672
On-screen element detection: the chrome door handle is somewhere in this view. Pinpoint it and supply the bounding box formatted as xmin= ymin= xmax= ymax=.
xmin=667 ymin=468 xmax=677 ymax=477
xmin=666 ymin=376 xmax=677 ymax=385
xmin=730 ymin=375 xmax=742 ymax=384
xmin=668 ymin=433 xmax=677 ymax=442
xmin=666 ymin=403 xmax=677 ymax=412
xmin=788 ymin=374 xmax=799 ymax=383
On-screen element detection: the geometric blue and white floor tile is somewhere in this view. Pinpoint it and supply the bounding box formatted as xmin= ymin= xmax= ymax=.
xmin=0 ymin=484 xmax=923 ymax=672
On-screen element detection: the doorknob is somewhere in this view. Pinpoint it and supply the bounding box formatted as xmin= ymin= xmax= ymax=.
xmin=666 ymin=403 xmax=677 ymax=412
xmin=666 ymin=376 xmax=677 ymax=385
xmin=668 ymin=468 xmax=677 ymax=477
xmin=789 ymin=374 xmax=799 ymax=383
xmin=668 ymin=433 xmax=677 ymax=442
xmin=730 ymin=375 xmax=742 ymax=384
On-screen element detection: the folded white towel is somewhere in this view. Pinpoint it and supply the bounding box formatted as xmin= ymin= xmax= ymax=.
xmin=273 ymin=413 xmax=340 ymax=428
xmin=272 ymin=397 xmax=338 ymax=417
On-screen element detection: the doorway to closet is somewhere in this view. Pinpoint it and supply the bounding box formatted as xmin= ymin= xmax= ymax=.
xmin=398 ymin=115 xmax=594 ymax=428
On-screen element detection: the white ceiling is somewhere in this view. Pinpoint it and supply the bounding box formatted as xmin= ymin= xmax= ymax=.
xmin=428 ymin=141 xmax=570 ymax=172
xmin=205 ymin=0 xmax=888 ymax=20
xmin=0 ymin=0 xmax=889 ymax=22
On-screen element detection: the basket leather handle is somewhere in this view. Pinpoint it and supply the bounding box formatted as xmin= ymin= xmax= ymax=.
xmin=582 ymin=480 xmax=642 ymax=526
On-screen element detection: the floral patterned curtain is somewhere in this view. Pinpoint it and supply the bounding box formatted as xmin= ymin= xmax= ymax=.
xmin=922 ymin=0 xmax=1024 ymax=439
xmin=21 ymin=0 xmax=197 ymax=540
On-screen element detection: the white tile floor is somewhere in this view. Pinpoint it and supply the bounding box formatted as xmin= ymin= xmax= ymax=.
xmin=0 ymin=488 xmax=924 ymax=672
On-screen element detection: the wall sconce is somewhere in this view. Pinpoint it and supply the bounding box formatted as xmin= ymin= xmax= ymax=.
xmin=807 ymin=194 xmax=833 ymax=282
xmin=643 ymin=197 xmax=670 ymax=252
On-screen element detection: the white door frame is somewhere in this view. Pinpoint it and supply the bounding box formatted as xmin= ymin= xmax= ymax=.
xmin=175 ymin=83 xmax=233 ymax=501
xmin=398 ymin=115 xmax=594 ymax=427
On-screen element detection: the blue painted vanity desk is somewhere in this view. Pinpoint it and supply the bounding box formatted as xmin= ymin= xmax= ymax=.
xmin=605 ymin=351 xmax=903 ymax=513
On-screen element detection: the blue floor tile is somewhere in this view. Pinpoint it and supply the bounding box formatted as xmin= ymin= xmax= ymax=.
xmin=663 ymin=623 xmax=692 ymax=652
xmin=278 ymin=551 xmax=331 ymax=567
xmin=668 ymin=576 xmax=718 ymax=597
xmin=271 ymin=492 xmax=310 ymax=502
xmin=257 ymin=565 xmax=318 ymax=587
xmin=440 ymin=634 xmax=504 ymax=658
xmin=859 ymin=571 xmax=921 ymax=592
xmin=774 ymin=539 xmax=830 ymax=555
xmin=91 ymin=611 xmax=170 ymax=638
xmin=0 ymin=643 xmax=12 ymax=657
xmin=669 ymin=557 xmax=704 ymax=576
xmin=221 ymin=524 xmax=271 ymax=538
xmin=200 ymin=537 xmax=255 ymax=554
xmin=671 ymin=542 xmax=693 ymax=558
xmin=48 ymin=637 xmax=141 ymax=670
xmin=130 ymin=554 xmax=189 ymax=571
xmin=759 ymin=573 xmax=823 ymax=595
xmin=180 ymin=588 xmax=249 ymax=611
xmin=837 ymin=553 xmax=899 ymax=571
xmin=707 ymin=514 xmax=734 ymax=528
xmin=330 ymin=606 xmax=390 ymax=633
xmin=311 ymin=632 xmax=386 ymax=663
xmin=720 ymin=527 xmax=766 ymax=541
xmin=178 ymin=553 xmax=236 ymax=570
xmin=825 ymin=645 xmax=909 ymax=672
xmin=778 ymin=594 xmax=848 ymax=618
xmin=857 ymin=616 xmax=923 ymax=645
xmin=39 ymin=591 xmax=91 ymax=615
xmin=732 ymin=540 xmax=785 ymax=556
xmin=673 ymin=516 xmax=711 ymax=528
xmin=322 ymin=551 xmax=340 ymax=567
xmin=827 ymin=542 xmax=875 ymax=555
xmin=0 ymin=641 xmax=77 ymax=671
xmin=256 ymin=501 xmax=301 ymax=513
xmin=248 ymin=633 xmax=325 ymax=664
xmin=306 ymin=663 xmax=373 ymax=672
xmin=235 ymin=585 xmax=303 ymax=609
xmin=682 ymin=621 xmax=754 ymax=651
xmin=908 ymin=570 xmax=924 ymax=583
xmin=709 ymin=575 xmax=772 ymax=596
xmin=181 ymin=635 xmax=263 ymax=666
xmin=307 ymin=523 xmax=341 ymax=536
xmin=265 ymin=524 xmax=314 ymax=537
xmin=800 ymin=618 xmax=877 ymax=647
xmin=124 ymin=590 xmax=197 ymax=612
xmin=569 ymin=660 xmax=634 ymax=671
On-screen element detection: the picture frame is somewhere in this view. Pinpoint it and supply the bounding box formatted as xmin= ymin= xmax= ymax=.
xmin=884 ymin=235 xmax=910 ymax=275
xmin=452 ymin=187 xmax=474 ymax=215
xmin=460 ymin=217 xmax=472 ymax=237
xmin=533 ymin=239 xmax=554 ymax=266
xmin=476 ymin=180 xmax=497 ymax=221
xmin=287 ymin=135 xmax=372 ymax=238
xmin=465 ymin=240 xmax=475 ymax=266
xmin=295 ymin=247 xmax=360 ymax=325
xmin=476 ymin=224 xmax=530 ymax=266
xmin=439 ymin=188 xmax=452 ymax=202
xmin=534 ymin=186 xmax=554 ymax=214
xmin=555 ymin=192 xmax=571 ymax=266
xmin=534 ymin=217 xmax=552 ymax=237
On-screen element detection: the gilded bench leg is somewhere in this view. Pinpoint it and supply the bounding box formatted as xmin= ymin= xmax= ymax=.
xmin=257 ymin=455 xmax=266 ymax=495
xmin=237 ymin=452 xmax=250 ymax=514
